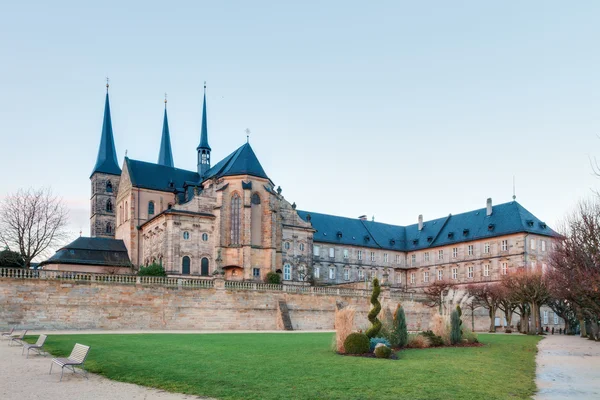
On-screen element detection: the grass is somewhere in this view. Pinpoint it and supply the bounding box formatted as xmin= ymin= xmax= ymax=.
xmin=28 ymin=333 xmax=541 ymax=400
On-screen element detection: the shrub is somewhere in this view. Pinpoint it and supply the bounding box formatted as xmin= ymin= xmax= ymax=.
xmin=420 ymin=330 xmax=444 ymax=347
xmin=462 ymin=327 xmax=479 ymax=344
xmin=450 ymin=310 xmax=462 ymax=345
xmin=369 ymin=337 xmax=391 ymax=352
xmin=365 ymin=278 xmax=382 ymax=338
xmin=407 ymin=333 xmax=430 ymax=349
xmin=432 ymin=313 xmax=451 ymax=345
xmin=374 ymin=345 xmax=392 ymax=359
xmin=265 ymin=272 xmax=281 ymax=284
xmin=343 ymin=333 xmax=370 ymax=354
xmin=378 ymin=307 xmax=394 ymax=342
xmin=390 ymin=304 xmax=408 ymax=348
xmin=137 ymin=263 xmax=166 ymax=276
xmin=335 ymin=306 xmax=355 ymax=353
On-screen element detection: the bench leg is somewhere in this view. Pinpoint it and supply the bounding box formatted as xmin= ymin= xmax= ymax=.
xmin=49 ymin=362 xmax=53 ymax=375
xmin=60 ymin=366 xmax=64 ymax=382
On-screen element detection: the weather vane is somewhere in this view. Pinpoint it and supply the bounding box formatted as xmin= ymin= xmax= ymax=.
xmin=106 ymin=77 xmax=109 ymax=90
xmin=164 ymin=92 xmax=167 ymax=106
xmin=245 ymin=128 xmax=251 ymax=143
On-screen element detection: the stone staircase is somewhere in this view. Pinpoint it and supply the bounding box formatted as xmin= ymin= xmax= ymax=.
xmin=278 ymin=300 xmax=293 ymax=331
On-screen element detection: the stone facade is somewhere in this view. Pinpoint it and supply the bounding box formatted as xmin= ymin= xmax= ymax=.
xmin=90 ymin=172 xmax=120 ymax=238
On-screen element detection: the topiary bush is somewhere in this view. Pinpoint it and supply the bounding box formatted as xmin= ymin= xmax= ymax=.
xmin=265 ymin=271 xmax=281 ymax=284
xmin=138 ymin=262 xmax=166 ymax=276
xmin=365 ymin=278 xmax=382 ymax=339
xmin=450 ymin=309 xmax=462 ymax=345
xmin=420 ymin=330 xmax=444 ymax=347
xmin=390 ymin=304 xmax=408 ymax=348
xmin=343 ymin=332 xmax=370 ymax=354
xmin=369 ymin=337 xmax=391 ymax=352
xmin=374 ymin=345 xmax=392 ymax=359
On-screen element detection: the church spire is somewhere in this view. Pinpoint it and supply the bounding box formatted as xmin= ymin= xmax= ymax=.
xmin=157 ymin=94 xmax=174 ymax=168
xmin=197 ymin=82 xmax=211 ymax=176
xmin=91 ymin=80 xmax=121 ymax=177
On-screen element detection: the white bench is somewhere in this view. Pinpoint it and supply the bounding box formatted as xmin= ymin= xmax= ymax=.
xmin=49 ymin=343 xmax=91 ymax=381
xmin=22 ymin=334 xmax=48 ymax=358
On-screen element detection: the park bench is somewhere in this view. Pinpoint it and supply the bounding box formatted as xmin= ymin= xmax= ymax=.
xmin=22 ymin=334 xmax=47 ymax=358
xmin=8 ymin=330 xmax=28 ymax=346
xmin=49 ymin=343 xmax=90 ymax=381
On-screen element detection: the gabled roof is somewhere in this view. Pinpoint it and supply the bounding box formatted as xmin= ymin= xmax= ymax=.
xmin=40 ymin=237 xmax=131 ymax=267
xmin=91 ymin=92 xmax=121 ymax=177
xmin=126 ymin=158 xmax=200 ymax=192
xmin=203 ymin=143 xmax=269 ymax=181
xmin=157 ymin=107 xmax=174 ymax=168
xmin=298 ymin=201 xmax=558 ymax=252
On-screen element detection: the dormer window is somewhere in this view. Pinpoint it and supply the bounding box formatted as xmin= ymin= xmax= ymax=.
xmin=463 ymin=229 xmax=470 ymax=236
xmin=412 ymin=239 xmax=418 ymax=246
xmin=389 ymin=239 xmax=396 ymax=246
xmin=447 ymin=232 xmax=454 ymax=239
xmin=427 ymin=236 xmax=433 ymax=242
xmin=526 ymin=220 xmax=534 ymax=227
xmin=488 ymin=224 xmax=495 ymax=231
xmin=169 ymin=180 xmax=175 ymax=188
xmin=539 ymin=222 xmax=547 ymax=229
xmin=337 ymin=231 xmax=343 ymax=239
xmin=364 ymin=235 xmax=370 ymax=243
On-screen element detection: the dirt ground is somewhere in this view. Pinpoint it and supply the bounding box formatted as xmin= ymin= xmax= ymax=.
xmin=0 ymin=334 xmax=211 ymax=400
xmin=535 ymin=334 xmax=600 ymax=399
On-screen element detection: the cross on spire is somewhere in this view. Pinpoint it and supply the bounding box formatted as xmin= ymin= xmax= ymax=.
xmin=106 ymin=77 xmax=109 ymax=91
xmin=245 ymin=128 xmax=251 ymax=143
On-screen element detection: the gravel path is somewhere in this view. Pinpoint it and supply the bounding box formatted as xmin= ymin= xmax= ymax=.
xmin=0 ymin=335 xmax=212 ymax=400
xmin=535 ymin=334 xmax=600 ymax=399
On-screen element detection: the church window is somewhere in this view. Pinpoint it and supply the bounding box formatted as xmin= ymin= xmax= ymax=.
xmin=148 ymin=201 xmax=155 ymax=215
xmin=283 ymin=264 xmax=291 ymax=280
xmin=284 ymin=242 xmax=290 ymax=250
xmin=182 ymin=256 xmax=191 ymax=275
xmin=251 ymin=193 xmax=262 ymax=246
xmin=183 ymin=231 xmax=190 ymax=240
xmin=202 ymin=233 xmax=209 ymax=242
xmin=201 ymin=257 xmax=209 ymax=276
xmin=106 ymin=199 xmax=113 ymax=212
xmin=106 ymin=181 xmax=113 ymax=193
xmin=231 ymin=194 xmax=241 ymax=245
xmin=299 ymin=243 xmax=305 ymax=251
xmin=106 ymin=222 xmax=112 ymax=234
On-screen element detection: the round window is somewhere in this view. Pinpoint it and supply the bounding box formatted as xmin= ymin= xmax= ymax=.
xmin=284 ymin=242 xmax=290 ymax=250
xmin=202 ymin=233 xmax=209 ymax=242
xmin=183 ymin=231 xmax=190 ymax=240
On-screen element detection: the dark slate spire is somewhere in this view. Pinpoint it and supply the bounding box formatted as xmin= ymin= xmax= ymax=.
xmin=197 ymin=82 xmax=211 ymax=176
xmin=157 ymin=96 xmax=174 ymax=168
xmin=91 ymin=82 xmax=121 ymax=177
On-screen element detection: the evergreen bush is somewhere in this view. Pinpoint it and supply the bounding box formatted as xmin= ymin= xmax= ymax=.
xmin=369 ymin=337 xmax=391 ymax=352
xmin=374 ymin=345 xmax=392 ymax=359
xmin=265 ymin=271 xmax=281 ymax=284
xmin=420 ymin=330 xmax=444 ymax=347
xmin=365 ymin=278 xmax=382 ymax=338
xmin=343 ymin=333 xmax=370 ymax=354
xmin=390 ymin=304 xmax=408 ymax=348
xmin=450 ymin=309 xmax=462 ymax=345
xmin=138 ymin=263 xmax=166 ymax=276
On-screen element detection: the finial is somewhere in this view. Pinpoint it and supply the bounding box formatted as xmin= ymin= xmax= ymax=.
xmin=512 ymin=176 xmax=516 ymax=201
xmin=125 ymin=149 xmax=128 ymax=158
xmin=245 ymin=128 xmax=250 ymax=143
xmin=106 ymin=77 xmax=109 ymax=91
xmin=204 ymin=81 xmax=207 ymax=93
xmin=79 ymin=229 xmax=82 ymax=237
xmin=164 ymin=92 xmax=167 ymax=108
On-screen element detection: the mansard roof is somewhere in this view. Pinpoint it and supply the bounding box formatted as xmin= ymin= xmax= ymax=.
xmin=40 ymin=237 xmax=131 ymax=267
xmin=298 ymin=201 xmax=558 ymax=252
xmin=126 ymin=158 xmax=200 ymax=192
xmin=203 ymin=143 xmax=269 ymax=181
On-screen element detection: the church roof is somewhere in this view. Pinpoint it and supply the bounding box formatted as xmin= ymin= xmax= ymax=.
xmin=203 ymin=143 xmax=269 ymax=181
xmin=91 ymin=92 xmax=121 ymax=177
xmin=126 ymin=158 xmax=200 ymax=192
xmin=157 ymin=107 xmax=174 ymax=168
xmin=197 ymin=91 xmax=210 ymax=151
xmin=297 ymin=201 xmax=558 ymax=252
xmin=40 ymin=237 xmax=131 ymax=267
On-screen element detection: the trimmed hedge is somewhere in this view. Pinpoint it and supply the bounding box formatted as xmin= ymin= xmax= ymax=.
xmin=374 ymin=345 xmax=392 ymax=359
xmin=343 ymin=333 xmax=370 ymax=354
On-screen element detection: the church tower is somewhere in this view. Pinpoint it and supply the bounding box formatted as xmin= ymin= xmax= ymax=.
xmin=197 ymin=83 xmax=211 ymax=177
xmin=90 ymin=81 xmax=121 ymax=238
xmin=157 ymin=96 xmax=174 ymax=167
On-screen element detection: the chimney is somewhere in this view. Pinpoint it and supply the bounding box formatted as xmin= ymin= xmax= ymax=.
xmin=486 ymin=198 xmax=493 ymax=216
xmin=358 ymin=215 xmax=367 ymax=221
xmin=418 ymin=214 xmax=423 ymax=231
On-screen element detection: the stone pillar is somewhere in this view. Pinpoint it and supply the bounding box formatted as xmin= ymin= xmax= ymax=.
xmin=214 ymin=276 xmax=225 ymax=290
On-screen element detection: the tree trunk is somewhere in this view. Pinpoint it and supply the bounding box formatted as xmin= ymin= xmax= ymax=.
xmin=489 ymin=306 xmax=496 ymax=332
xmin=564 ymin=320 xmax=569 ymax=334
xmin=505 ymin=310 xmax=513 ymax=331
xmin=530 ymin=302 xmax=539 ymax=334
xmin=471 ymin=307 xmax=475 ymax=332
xmin=579 ymin=319 xmax=586 ymax=337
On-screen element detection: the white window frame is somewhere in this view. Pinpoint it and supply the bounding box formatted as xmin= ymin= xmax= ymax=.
xmin=541 ymin=240 xmax=546 ymax=252
xmin=411 ymin=254 xmax=416 ymax=266
xmin=531 ymin=239 xmax=536 ymax=250
xmin=383 ymin=253 xmax=388 ymax=263
xmin=554 ymin=314 xmax=559 ymax=325
xmin=437 ymin=270 xmax=443 ymax=281
xmin=252 ymin=267 xmax=260 ymax=278
xmin=468 ymin=266 xmax=474 ymax=278
xmin=358 ymin=250 xmax=362 ymax=261
xmin=283 ymin=264 xmax=291 ymax=281
xmin=395 ymin=273 xmax=401 ymax=284
xmin=395 ymin=254 xmax=401 ymax=264
xmin=343 ymin=268 xmax=350 ymax=281
xmin=314 ymin=245 xmax=320 ymax=256
xmin=484 ymin=264 xmax=490 ymax=277
xmin=543 ymin=310 xmax=548 ymax=325
xmin=468 ymin=245 xmax=473 ymax=256
xmin=358 ymin=269 xmax=364 ymax=280
xmin=423 ymin=271 xmax=429 ymax=283
xmin=410 ymin=273 xmax=415 ymax=284
xmin=329 ymin=267 xmax=336 ymax=280
xmin=314 ymin=266 xmax=320 ymax=279
xmin=438 ymin=250 xmax=444 ymax=260
xmin=501 ymin=262 xmax=508 ymax=275
xmin=343 ymin=249 xmax=349 ymax=259
xmin=452 ymin=268 xmax=457 ymax=280
xmin=501 ymin=240 xmax=508 ymax=251
xmin=329 ymin=247 xmax=335 ymax=258
xmin=452 ymin=247 xmax=458 ymax=258
xmin=424 ymin=252 xmax=430 ymax=262
xmin=370 ymin=252 xmax=375 ymax=262
xmin=484 ymin=243 xmax=490 ymax=254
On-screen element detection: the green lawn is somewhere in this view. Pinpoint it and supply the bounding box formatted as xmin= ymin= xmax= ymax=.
xmin=29 ymin=333 xmax=540 ymax=400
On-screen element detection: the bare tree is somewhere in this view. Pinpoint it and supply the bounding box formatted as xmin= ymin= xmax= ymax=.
xmin=0 ymin=188 xmax=69 ymax=268
xmin=423 ymin=280 xmax=455 ymax=315
xmin=466 ymin=283 xmax=503 ymax=332
xmin=502 ymin=270 xmax=550 ymax=335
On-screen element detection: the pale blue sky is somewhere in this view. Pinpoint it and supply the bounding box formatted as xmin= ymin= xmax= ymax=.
xmin=1 ymin=1 xmax=599 ymax=243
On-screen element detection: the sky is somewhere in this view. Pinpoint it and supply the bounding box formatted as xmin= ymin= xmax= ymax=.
xmin=1 ymin=1 xmax=599 ymax=250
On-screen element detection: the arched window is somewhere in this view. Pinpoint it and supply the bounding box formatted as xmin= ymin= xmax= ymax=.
xmin=201 ymin=257 xmax=209 ymax=276
xmin=231 ymin=193 xmax=241 ymax=245
xmin=106 ymin=181 xmax=113 ymax=193
xmin=125 ymin=201 xmax=129 ymax=220
xmin=182 ymin=256 xmax=191 ymax=275
xmin=283 ymin=263 xmax=292 ymax=281
xmin=106 ymin=222 xmax=112 ymax=234
xmin=106 ymin=199 xmax=113 ymax=212
xmin=251 ymin=193 xmax=261 ymax=246
xmin=148 ymin=201 xmax=155 ymax=215
xmin=119 ymin=205 xmax=123 ymax=224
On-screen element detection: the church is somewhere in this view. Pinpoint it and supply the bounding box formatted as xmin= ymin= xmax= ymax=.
xmin=42 ymin=84 xmax=559 ymax=289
